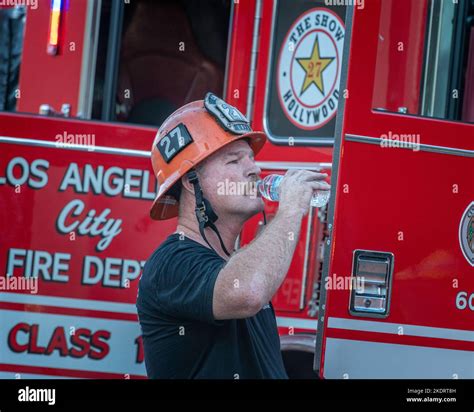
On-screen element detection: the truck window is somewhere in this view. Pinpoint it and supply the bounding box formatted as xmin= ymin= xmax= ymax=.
xmin=93 ymin=0 xmax=231 ymax=126
xmin=0 ymin=0 xmax=231 ymax=125
xmin=372 ymin=0 xmax=474 ymax=124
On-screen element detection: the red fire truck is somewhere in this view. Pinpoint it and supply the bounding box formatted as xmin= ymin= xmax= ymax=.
xmin=0 ymin=0 xmax=472 ymax=379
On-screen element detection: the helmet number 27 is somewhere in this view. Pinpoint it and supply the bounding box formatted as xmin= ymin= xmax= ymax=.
xmin=157 ymin=123 xmax=193 ymax=163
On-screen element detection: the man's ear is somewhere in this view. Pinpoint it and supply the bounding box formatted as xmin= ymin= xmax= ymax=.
xmin=181 ymin=174 xmax=195 ymax=194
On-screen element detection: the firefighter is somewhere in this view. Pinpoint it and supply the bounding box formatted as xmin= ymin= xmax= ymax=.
xmin=136 ymin=92 xmax=330 ymax=379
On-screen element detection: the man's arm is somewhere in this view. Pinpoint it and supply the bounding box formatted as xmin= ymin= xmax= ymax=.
xmin=213 ymin=169 xmax=330 ymax=319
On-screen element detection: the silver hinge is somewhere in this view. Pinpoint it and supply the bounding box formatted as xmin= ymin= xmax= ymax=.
xmin=245 ymin=0 xmax=263 ymax=122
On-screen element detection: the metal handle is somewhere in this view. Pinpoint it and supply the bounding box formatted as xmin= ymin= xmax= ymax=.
xmin=349 ymin=250 xmax=394 ymax=318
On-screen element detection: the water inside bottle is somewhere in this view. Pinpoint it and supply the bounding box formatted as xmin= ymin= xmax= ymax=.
xmin=258 ymin=174 xmax=330 ymax=207
xmin=257 ymin=174 xmax=282 ymax=202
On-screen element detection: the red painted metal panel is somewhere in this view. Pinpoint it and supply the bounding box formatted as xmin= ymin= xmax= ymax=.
xmin=319 ymin=0 xmax=474 ymax=378
xmin=17 ymin=0 xmax=88 ymax=116
xmin=224 ymin=0 xmax=256 ymax=114
xmin=0 ymin=114 xmax=178 ymax=378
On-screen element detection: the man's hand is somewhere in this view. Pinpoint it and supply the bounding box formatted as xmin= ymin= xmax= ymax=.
xmin=278 ymin=169 xmax=331 ymax=217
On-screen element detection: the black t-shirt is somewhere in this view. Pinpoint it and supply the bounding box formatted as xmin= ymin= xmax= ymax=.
xmin=136 ymin=233 xmax=288 ymax=379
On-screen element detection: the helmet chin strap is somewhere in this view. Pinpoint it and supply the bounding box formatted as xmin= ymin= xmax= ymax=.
xmin=186 ymin=169 xmax=267 ymax=257
xmin=186 ymin=170 xmax=232 ymax=257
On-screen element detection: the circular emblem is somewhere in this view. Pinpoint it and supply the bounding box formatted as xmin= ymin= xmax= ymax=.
xmin=277 ymin=8 xmax=345 ymax=130
xmin=459 ymin=201 xmax=474 ymax=267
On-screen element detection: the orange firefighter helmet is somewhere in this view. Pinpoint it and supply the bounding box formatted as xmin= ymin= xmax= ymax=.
xmin=150 ymin=92 xmax=266 ymax=220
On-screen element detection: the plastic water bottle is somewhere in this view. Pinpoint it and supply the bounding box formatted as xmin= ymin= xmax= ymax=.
xmin=257 ymin=174 xmax=330 ymax=208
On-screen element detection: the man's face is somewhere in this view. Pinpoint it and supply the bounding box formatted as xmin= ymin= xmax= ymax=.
xmin=196 ymin=139 xmax=264 ymax=220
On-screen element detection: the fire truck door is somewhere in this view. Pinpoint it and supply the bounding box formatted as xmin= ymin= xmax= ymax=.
xmin=315 ymin=0 xmax=474 ymax=379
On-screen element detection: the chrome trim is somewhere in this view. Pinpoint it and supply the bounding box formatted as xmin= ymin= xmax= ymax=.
xmin=280 ymin=333 xmax=316 ymax=353
xmin=328 ymin=317 xmax=474 ymax=342
xmin=324 ymin=337 xmax=473 ymax=378
xmin=0 ymin=292 xmax=138 ymax=314
xmin=314 ymin=5 xmax=354 ymax=375
xmin=101 ymin=0 xmax=124 ymax=121
xmin=222 ymin=0 xmax=235 ymax=100
xmin=77 ymin=0 xmax=102 ymax=119
xmin=345 ymin=134 xmax=474 ymax=157
xmin=299 ymin=205 xmax=314 ymax=310
xmin=0 ymin=136 xmax=151 ymax=158
xmin=261 ymin=0 xmax=278 ymax=140
xmin=246 ymin=0 xmax=263 ymax=121
xmin=261 ymin=0 xmax=336 ymax=146
xmin=307 ymin=205 xmax=327 ymax=318
xmin=421 ymin=0 xmax=455 ymax=118
xmin=421 ymin=0 xmax=436 ymax=117
xmin=256 ymin=161 xmax=332 ymax=171
xmin=276 ymin=316 xmax=318 ymax=331
xmin=1 ymin=138 xmax=336 ymax=166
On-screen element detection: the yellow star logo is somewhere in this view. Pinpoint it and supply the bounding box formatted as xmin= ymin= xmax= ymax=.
xmin=296 ymin=35 xmax=334 ymax=96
